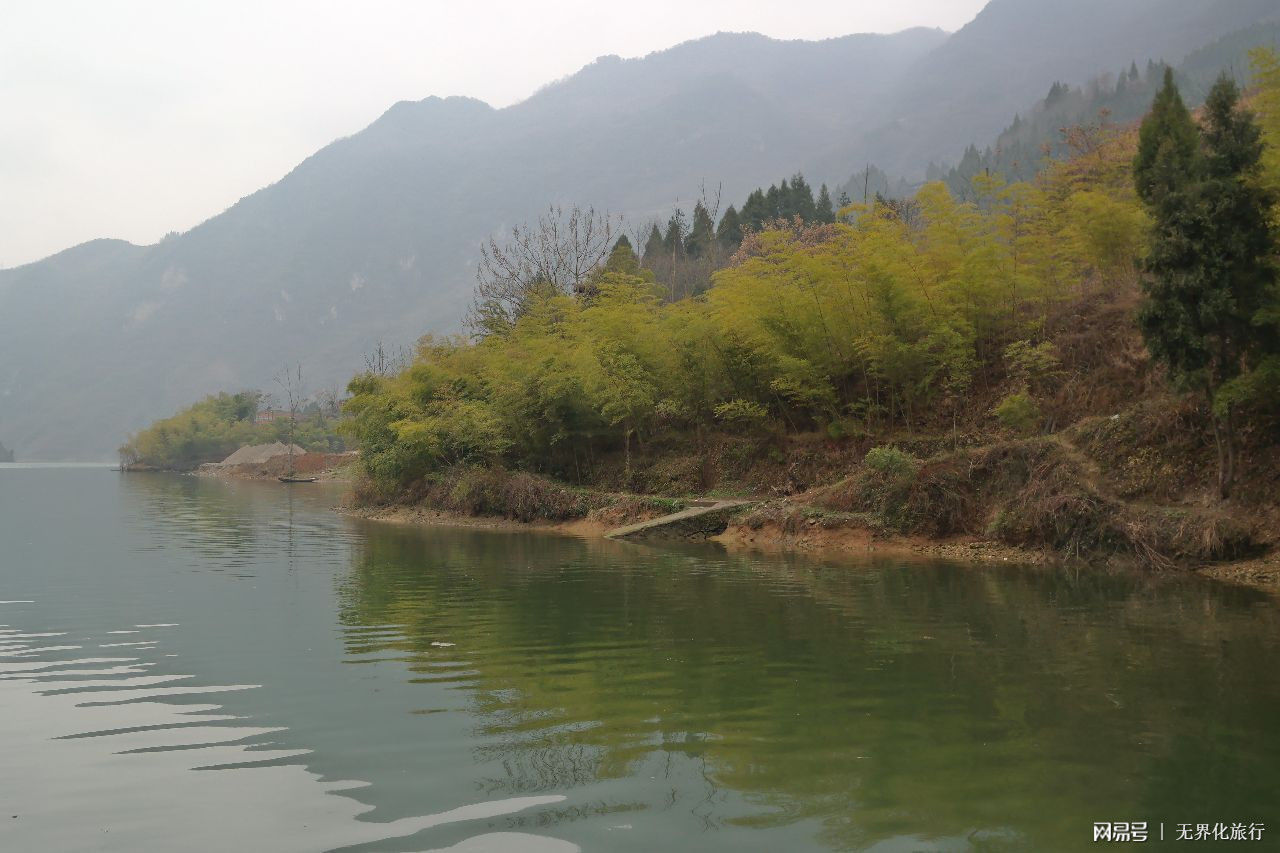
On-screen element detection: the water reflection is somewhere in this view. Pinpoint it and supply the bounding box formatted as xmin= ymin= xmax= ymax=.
xmin=338 ymin=525 xmax=1280 ymax=851
xmin=2 ymin=471 xmax=577 ymax=852
xmin=3 ymin=469 xmax=1279 ymax=852
xmin=118 ymin=473 xmax=348 ymax=574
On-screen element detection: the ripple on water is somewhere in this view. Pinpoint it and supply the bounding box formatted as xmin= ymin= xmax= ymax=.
xmin=0 ymin=613 xmax=574 ymax=853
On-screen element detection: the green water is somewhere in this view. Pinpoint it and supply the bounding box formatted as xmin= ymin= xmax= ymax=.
xmin=1 ymin=467 xmax=1278 ymax=852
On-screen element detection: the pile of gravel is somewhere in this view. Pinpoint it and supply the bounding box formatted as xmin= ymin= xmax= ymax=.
xmin=218 ymin=442 xmax=306 ymax=466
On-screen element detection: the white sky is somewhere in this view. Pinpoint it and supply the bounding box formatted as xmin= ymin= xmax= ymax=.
xmin=0 ymin=1 xmax=987 ymax=269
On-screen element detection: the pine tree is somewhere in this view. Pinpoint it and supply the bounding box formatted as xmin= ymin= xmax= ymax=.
xmin=685 ymin=202 xmax=715 ymax=258
xmin=789 ymin=174 xmax=817 ymax=221
xmin=816 ymin=184 xmax=835 ymax=224
xmin=641 ymin=224 xmax=664 ymax=266
xmin=1134 ymin=68 xmax=1199 ymax=205
xmin=740 ymin=189 xmax=767 ymax=231
xmin=663 ymin=209 xmax=687 ymax=256
xmin=1134 ymin=72 xmax=1279 ymax=498
xmin=604 ymin=235 xmax=640 ymax=274
xmin=764 ymin=184 xmax=782 ymax=221
xmin=716 ymin=205 xmax=743 ymax=249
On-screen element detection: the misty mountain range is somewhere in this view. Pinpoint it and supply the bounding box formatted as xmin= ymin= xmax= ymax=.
xmin=3 ymin=0 xmax=1279 ymax=459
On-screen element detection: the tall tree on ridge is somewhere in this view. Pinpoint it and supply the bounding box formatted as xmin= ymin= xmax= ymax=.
xmin=1134 ymin=70 xmax=1278 ymax=498
xmin=641 ymin=224 xmax=664 ymax=267
xmin=685 ymin=202 xmax=715 ymax=258
xmin=716 ymin=205 xmax=743 ymax=249
xmin=662 ymin=209 xmax=687 ymax=257
xmin=816 ymin=184 xmax=835 ymax=224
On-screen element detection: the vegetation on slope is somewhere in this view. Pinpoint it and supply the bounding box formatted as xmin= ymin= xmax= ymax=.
xmin=345 ymin=112 xmax=1144 ymax=480
xmin=119 ymin=391 xmax=344 ymax=470
xmin=340 ymin=51 xmax=1280 ymax=567
xmin=926 ymin=22 xmax=1280 ymax=200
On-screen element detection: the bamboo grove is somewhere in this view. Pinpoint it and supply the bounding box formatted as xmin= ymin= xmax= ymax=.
xmin=338 ymin=52 xmax=1279 ymax=493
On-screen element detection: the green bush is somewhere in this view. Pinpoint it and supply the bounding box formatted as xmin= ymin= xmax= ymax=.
xmin=713 ymin=399 xmax=770 ymax=431
xmin=993 ymin=392 xmax=1042 ymax=434
xmin=862 ymin=446 xmax=920 ymax=479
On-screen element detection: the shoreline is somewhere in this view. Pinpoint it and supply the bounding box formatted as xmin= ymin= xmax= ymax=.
xmin=119 ymin=461 xmax=1280 ymax=592
xmin=129 ymin=460 xmax=1280 ymax=593
xmin=339 ymin=500 xmax=1280 ymax=594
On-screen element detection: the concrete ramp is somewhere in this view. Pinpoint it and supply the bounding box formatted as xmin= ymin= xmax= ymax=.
xmin=605 ymin=499 xmax=752 ymax=541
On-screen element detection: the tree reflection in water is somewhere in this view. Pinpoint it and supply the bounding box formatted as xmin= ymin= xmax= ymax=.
xmin=336 ymin=523 xmax=1280 ymax=850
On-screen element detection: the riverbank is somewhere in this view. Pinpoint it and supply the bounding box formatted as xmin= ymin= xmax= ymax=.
xmin=340 ymin=499 xmax=1043 ymax=564
xmin=193 ymin=450 xmax=358 ymax=482
xmin=343 ymin=494 xmax=1280 ymax=595
xmin=337 ymin=398 xmax=1280 ymax=592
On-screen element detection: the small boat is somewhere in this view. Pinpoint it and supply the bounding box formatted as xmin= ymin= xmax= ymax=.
xmin=278 ymin=475 xmax=318 ymax=483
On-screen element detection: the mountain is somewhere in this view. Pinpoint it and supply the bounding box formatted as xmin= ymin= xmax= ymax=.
xmin=1 ymin=28 xmax=948 ymax=460
xmin=899 ymin=20 xmax=1280 ymax=201
xmin=3 ymin=0 xmax=1279 ymax=460
xmin=855 ymin=0 xmax=1280 ymax=176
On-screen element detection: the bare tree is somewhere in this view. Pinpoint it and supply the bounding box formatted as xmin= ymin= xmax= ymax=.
xmin=698 ymin=180 xmax=723 ymax=224
xmin=274 ymin=363 xmax=305 ymax=473
xmin=362 ymin=340 xmax=409 ymax=377
xmin=317 ymin=383 xmax=344 ymax=423
xmin=467 ymin=205 xmax=617 ymax=336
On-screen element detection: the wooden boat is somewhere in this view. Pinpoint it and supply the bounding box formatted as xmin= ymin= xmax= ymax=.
xmin=278 ymin=475 xmax=318 ymax=483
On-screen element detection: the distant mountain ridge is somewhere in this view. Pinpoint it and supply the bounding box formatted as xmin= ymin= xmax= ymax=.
xmin=2 ymin=0 xmax=1277 ymax=459
xmin=857 ymin=0 xmax=1280 ymax=176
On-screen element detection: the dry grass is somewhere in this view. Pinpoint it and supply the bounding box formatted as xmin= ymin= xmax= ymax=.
xmin=352 ymin=466 xmax=683 ymax=525
xmin=808 ymin=437 xmax=1256 ymax=568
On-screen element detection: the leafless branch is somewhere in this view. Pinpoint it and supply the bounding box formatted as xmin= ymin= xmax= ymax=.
xmin=467 ymin=205 xmax=618 ymax=336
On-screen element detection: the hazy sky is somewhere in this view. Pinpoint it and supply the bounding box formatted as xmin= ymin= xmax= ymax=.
xmin=0 ymin=1 xmax=987 ymax=269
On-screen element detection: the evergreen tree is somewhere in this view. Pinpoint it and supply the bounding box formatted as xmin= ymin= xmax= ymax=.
xmin=641 ymin=224 xmax=664 ymax=266
xmin=604 ymin=235 xmax=641 ymax=275
xmin=816 ymin=184 xmax=835 ymax=224
xmin=789 ymin=174 xmax=817 ymax=221
xmin=741 ymin=189 xmax=767 ymax=230
xmin=1134 ymin=68 xmax=1200 ymax=205
xmin=1134 ymin=72 xmax=1278 ymax=498
xmin=662 ymin=209 xmax=687 ymax=256
xmin=716 ymin=205 xmax=743 ymax=249
xmin=685 ymin=202 xmax=716 ymax=258
xmin=764 ymin=184 xmax=782 ymax=221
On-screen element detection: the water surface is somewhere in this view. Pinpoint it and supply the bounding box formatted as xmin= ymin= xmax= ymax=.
xmin=1 ymin=467 xmax=1278 ymax=851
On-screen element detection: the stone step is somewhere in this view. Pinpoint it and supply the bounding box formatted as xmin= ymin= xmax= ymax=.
xmin=605 ymin=500 xmax=753 ymax=541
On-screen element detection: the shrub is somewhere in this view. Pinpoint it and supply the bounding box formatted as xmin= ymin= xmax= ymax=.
xmin=862 ymin=446 xmax=919 ymax=479
xmin=713 ymin=399 xmax=770 ymax=432
xmin=993 ymin=392 xmax=1041 ymax=434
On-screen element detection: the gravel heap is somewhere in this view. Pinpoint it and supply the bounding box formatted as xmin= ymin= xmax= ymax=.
xmin=218 ymin=442 xmax=306 ymax=466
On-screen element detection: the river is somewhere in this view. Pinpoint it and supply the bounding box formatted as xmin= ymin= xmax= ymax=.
xmin=1 ymin=466 xmax=1277 ymax=851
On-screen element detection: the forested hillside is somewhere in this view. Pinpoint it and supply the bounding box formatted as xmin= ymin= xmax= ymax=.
xmin=340 ymin=51 xmax=1280 ymax=567
xmin=118 ymin=391 xmax=344 ymax=471
xmin=856 ymin=0 xmax=1280 ymax=176
xmin=4 ymin=0 xmax=1278 ymax=461
xmin=927 ymin=21 xmax=1280 ymax=199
